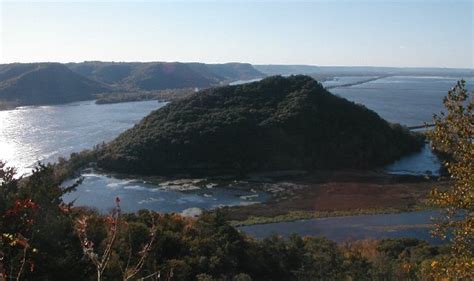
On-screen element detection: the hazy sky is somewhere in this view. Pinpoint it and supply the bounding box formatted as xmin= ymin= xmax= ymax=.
xmin=1 ymin=0 xmax=473 ymax=68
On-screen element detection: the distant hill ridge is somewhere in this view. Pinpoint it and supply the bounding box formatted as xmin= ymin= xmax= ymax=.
xmin=254 ymin=64 xmax=474 ymax=77
xmin=0 ymin=62 xmax=264 ymax=107
xmin=66 ymin=61 xmax=263 ymax=90
xmin=97 ymin=75 xmax=423 ymax=176
xmin=0 ymin=63 xmax=111 ymax=106
xmin=1 ymin=61 xmax=470 ymax=108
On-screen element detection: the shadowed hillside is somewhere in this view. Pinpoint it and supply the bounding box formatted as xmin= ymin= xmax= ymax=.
xmin=98 ymin=75 xmax=423 ymax=175
xmin=0 ymin=63 xmax=111 ymax=106
xmin=0 ymin=62 xmax=263 ymax=108
xmin=67 ymin=61 xmax=263 ymax=90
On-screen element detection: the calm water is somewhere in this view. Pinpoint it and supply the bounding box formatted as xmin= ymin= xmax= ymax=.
xmin=330 ymin=76 xmax=474 ymax=127
xmin=62 ymin=172 xmax=269 ymax=214
xmin=229 ymin=78 xmax=262 ymax=85
xmin=0 ymin=100 xmax=165 ymax=176
xmin=322 ymin=76 xmax=378 ymax=88
xmin=386 ymin=143 xmax=441 ymax=176
xmin=240 ymin=210 xmax=444 ymax=244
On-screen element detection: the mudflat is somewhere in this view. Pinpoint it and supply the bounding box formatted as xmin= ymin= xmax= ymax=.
xmin=221 ymin=170 xmax=449 ymax=224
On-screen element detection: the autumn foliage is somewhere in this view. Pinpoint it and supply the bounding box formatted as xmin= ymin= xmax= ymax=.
xmin=427 ymin=80 xmax=474 ymax=279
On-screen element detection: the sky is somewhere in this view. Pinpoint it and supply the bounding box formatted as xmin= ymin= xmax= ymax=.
xmin=0 ymin=0 xmax=473 ymax=68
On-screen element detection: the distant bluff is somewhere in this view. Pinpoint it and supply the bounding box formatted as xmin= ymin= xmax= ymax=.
xmin=0 ymin=63 xmax=111 ymax=105
xmin=98 ymin=75 xmax=423 ymax=175
xmin=66 ymin=61 xmax=263 ymax=90
xmin=0 ymin=62 xmax=264 ymax=107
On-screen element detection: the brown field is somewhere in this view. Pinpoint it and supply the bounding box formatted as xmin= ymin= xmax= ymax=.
xmin=221 ymin=170 xmax=450 ymax=223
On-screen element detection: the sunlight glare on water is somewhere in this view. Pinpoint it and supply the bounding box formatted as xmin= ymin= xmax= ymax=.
xmin=0 ymin=100 xmax=165 ymax=176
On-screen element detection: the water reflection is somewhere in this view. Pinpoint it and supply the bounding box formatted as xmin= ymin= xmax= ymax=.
xmin=0 ymin=100 xmax=165 ymax=175
xmin=62 ymin=172 xmax=270 ymax=213
xmin=385 ymin=143 xmax=441 ymax=176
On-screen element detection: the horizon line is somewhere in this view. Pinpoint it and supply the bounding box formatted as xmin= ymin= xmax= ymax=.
xmin=0 ymin=60 xmax=473 ymax=70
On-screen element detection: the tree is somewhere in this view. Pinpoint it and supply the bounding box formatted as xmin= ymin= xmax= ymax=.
xmin=75 ymin=198 xmax=160 ymax=281
xmin=427 ymin=80 xmax=474 ymax=279
xmin=75 ymin=198 xmax=121 ymax=281
xmin=0 ymin=161 xmax=85 ymax=280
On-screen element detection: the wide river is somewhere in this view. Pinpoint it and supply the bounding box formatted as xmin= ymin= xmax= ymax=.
xmin=330 ymin=76 xmax=472 ymax=126
xmin=0 ymin=100 xmax=164 ymax=176
xmin=0 ymin=76 xmax=471 ymax=241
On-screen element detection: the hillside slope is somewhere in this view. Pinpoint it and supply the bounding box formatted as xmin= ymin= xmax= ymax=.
xmin=0 ymin=63 xmax=111 ymax=105
xmin=98 ymin=75 xmax=423 ymax=175
xmin=67 ymin=61 xmax=263 ymax=90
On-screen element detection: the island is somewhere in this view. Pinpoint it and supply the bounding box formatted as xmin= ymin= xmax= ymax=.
xmin=97 ymin=75 xmax=423 ymax=176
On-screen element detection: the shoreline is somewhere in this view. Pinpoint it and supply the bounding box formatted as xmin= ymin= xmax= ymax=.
xmin=68 ymin=166 xmax=448 ymax=226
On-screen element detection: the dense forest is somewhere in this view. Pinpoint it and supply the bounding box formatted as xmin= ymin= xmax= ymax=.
xmin=98 ymin=75 xmax=423 ymax=175
xmin=0 ymin=162 xmax=447 ymax=280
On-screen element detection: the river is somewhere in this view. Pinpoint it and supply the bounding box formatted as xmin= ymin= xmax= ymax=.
xmin=61 ymin=171 xmax=270 ymax=214
xmin=0 ymin=75 xmax=470 ymax=241
xmin=329 ymin=76 xmax=472 ymax=127
xmin=239 ymin=210 xmax=444 ymax=244
xmin=0 ymin=100 xmax=165 ymax=176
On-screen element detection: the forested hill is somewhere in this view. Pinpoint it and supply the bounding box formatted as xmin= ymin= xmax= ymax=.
xmin=0 ymin=63 xmax=111 ymax=106
xmin=0 ymin=62 xmax=263 ymax=107
xmin=98 ymin=75 xmax=423 ymax=175
xmin=66 ymin=61 xmax=263 ymax=90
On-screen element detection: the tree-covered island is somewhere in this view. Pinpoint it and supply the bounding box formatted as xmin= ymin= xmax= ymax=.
xmin=98 ymin=75 xmax=423 ymax=176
